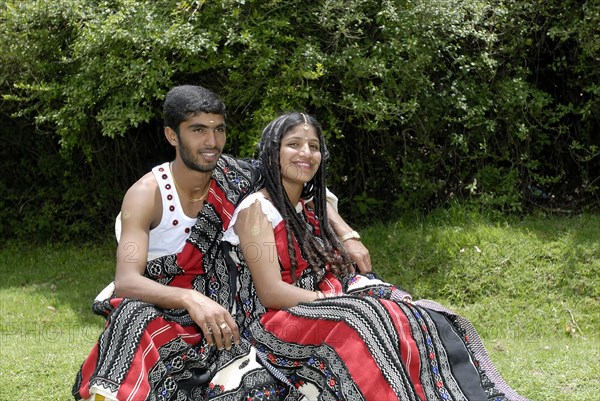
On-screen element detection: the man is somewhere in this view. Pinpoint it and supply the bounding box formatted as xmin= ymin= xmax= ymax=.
xmin=73 ymin=85 xmax=370 ymax=401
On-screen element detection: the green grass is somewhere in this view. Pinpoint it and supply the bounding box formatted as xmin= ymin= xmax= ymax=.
xmin=1 ymin=209 xmax=599 ymax=400
xmin=363 ymin=209 xmax=600 ymax=400
xmin=0 ymin=243 xmax=114 ymax=401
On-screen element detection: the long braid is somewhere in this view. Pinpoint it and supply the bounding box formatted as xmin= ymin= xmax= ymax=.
xmin=258 ymin=112 xmax=353 ymax=280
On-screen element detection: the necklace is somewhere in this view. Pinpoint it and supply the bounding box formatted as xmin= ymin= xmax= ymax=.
xmin=169 ymin=162 xmax=210 ymax=203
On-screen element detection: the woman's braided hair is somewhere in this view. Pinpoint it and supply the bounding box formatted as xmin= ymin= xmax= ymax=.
xmin=257 ymin=112 xmax=352 ymax=280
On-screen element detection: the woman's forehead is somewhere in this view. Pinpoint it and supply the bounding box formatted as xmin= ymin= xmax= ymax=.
xmin=282 ymin=125 xmax=319 ymax=140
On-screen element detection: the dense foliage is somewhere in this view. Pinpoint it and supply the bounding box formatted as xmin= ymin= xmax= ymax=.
xmin=1 ymin=0 xmax=598 ymax=241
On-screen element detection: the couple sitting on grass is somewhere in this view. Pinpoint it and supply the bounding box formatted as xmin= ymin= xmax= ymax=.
xmin=73 ymin=85 xmax=529 ymax=401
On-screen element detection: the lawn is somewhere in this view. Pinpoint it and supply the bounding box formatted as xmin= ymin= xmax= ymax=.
xmin=1 ymin=209 xmax=598 ymax=400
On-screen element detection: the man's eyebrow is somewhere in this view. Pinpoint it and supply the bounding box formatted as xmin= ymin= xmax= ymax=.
xmin=188 ymin=122 xmax=226 ymax=128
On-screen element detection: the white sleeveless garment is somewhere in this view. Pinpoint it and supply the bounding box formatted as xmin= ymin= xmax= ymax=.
xmin=115 ymin=162 xmax=196 ymax=261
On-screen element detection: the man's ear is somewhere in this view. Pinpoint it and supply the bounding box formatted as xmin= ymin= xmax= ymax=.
xmin=165 ymin=127 xmax=178 ymax=146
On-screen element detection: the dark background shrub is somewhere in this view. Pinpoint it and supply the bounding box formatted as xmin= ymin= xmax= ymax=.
xmin=1 ymin=0 xmax=598 ymax=242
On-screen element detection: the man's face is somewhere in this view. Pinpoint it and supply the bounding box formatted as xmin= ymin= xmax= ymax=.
xmin=176 ymin=113 xmax=226 ymax=173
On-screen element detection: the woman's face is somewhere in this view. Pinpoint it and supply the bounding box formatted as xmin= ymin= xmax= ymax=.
xmin=279 ymin=124 xmax=322 ymax=187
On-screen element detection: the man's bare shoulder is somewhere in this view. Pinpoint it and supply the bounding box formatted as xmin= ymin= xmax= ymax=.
xmin=121 ymin=171 xmax=162 ymax=226
xmin=124 ymin=171 xmax=159 ymax=199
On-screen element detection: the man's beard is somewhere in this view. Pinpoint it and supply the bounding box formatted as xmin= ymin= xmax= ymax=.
xmin=178 ymin=139 xmax=220 ymax=173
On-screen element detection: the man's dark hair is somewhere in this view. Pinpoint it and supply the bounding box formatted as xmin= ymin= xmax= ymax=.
xmin=163 ymin=85 xmax=226 ymax=133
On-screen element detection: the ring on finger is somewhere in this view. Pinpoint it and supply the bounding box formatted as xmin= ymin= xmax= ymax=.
xmin=219 ymin=322 xmax=228 ymax=330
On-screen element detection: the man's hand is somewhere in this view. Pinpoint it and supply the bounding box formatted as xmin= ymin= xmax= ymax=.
xmin=344 ymin=239 xmax=372 ymax=273
xmin=325 ymin=202 xmax=373 ymax=273
xmin=183 ymin=291 xmax=240 ymax=350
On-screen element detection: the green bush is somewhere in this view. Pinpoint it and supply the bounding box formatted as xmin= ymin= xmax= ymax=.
xmin=1 ymin=0 xmax=598 ymax=241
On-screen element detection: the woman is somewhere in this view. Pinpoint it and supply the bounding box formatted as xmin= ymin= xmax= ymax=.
xmin=221 ymin=112 xmax=529 ymax=401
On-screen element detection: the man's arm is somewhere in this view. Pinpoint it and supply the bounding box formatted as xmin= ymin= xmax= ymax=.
xmin=113 ymin=175 xmax=239 ymax=350
xmin=326 ymin=202 xmax=372 ymax=273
